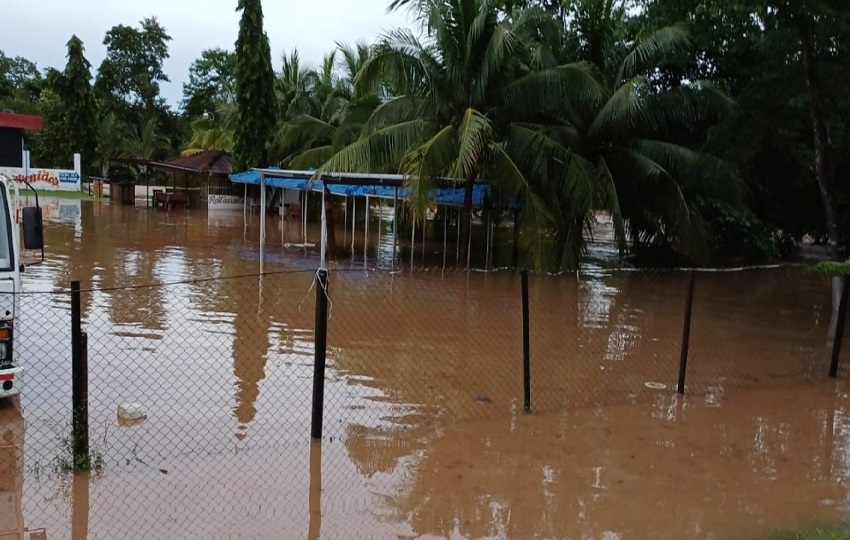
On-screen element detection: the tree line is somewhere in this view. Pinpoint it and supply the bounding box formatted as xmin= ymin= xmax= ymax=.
xmin=1 ymin=0 xmax=847 ymax=268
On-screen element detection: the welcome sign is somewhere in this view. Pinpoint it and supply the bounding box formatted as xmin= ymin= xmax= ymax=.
xmin=0 ymin=153 xmax=82 ymax=192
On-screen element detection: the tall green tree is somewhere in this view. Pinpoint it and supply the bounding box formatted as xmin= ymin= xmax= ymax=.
xmin=58 ymin=35 xmax=98 ymax=173
xmin=233 ymin=0 xmax=277 ymax=171
xmin=95 ymin=17 xmax=172 ymax=115
xmin=182 ymin=48 xmax=236 ymax=119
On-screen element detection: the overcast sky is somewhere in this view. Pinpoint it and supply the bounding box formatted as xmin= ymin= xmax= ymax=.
xmin=0 ymin=0 xmax=415 ymax=109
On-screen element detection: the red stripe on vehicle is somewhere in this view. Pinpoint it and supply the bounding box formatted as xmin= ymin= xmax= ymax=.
xmin=0 ymin=373 xmax=14 ymax=381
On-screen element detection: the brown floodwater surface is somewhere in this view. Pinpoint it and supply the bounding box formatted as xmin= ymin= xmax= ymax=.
xmin=7 ymin=198 xmax=850 ymax=539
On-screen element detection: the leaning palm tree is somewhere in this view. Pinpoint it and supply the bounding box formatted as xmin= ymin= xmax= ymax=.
xmin=313 ymin=0 xmax=554 ymax=267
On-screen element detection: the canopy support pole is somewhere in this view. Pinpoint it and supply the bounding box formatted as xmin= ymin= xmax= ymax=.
xmin=456 ymin=208 xmax=461 ymax=265
xmin=392 ymin=188 xmax=399 ymax=272
xmin=442 ymin=208 xmax=447 ymax=270
xmin=351 ymin=196 xmax=356 ymax=257
xmin=378 ymin=197 xmax=382 ymax=260
xmin=467 ymin=217 xmax=472 ymax=270
xmin=260 ymin=174 xmax=266 ymax=273
xmin=422 ymin=217 xmax=426 ymax=265
xmin=343 ymin=195 xmax=348 ymax=249
xmin=411 ymin=219 xmax=416 ymax=269
xmin=321 ymin=186 xmax=327 ymax=268
xmin=485 ymin=208 xmax=492 ymax=271
xmin=303 ymin=190 xmax=308 ymax=246
xmin=364 ymin=195 xmax=370 ymax=261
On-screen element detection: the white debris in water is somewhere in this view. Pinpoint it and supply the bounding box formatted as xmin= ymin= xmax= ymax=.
xmin=118 ymin=403 xmax=147 ymax=420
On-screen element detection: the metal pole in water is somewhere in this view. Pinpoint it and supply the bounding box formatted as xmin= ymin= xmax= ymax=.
xmin=302 ymin=190 xmax=308 ymax=244
xmin=677 ymin=270 xmax=697 ymax=394
xmin=364 ymin=195 xmax=370 ymax=260
xmin=829 ymin=275 xmax=849 ymax=378
xmin=511 ymin=208 xmax=520 ymax=272
xmin=521 ymin=270 xmax=531 ymax=413
xmin=422 ymin=218 xmax=426 ymax=266
xmin=392 ymin=188 xmax=399 ymax=271
xmin=343 ymin=195 xmax=348 ymax=249
xmin=320 ymin=188 xmax=327 ymax=268
xmin=311 ymin=268 xmax=330 ymax=439
xmin=442 ymin=209 xmax=447 ymax=270
xmin=456 ymin=208 xmax=460 ymax=265
xmin=71 ymin=281 xmax=89 ymax=462
xmin=260 ymin=174 xmax=266 ymax=272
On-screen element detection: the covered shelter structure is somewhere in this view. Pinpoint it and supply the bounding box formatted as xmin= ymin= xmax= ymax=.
xmin=149 ymin=150 xmax=234 ymax=209
xmin=229 ymin=168 xmax=495 ymax=271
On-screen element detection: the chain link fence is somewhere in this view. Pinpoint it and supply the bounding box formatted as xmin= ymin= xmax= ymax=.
xmin=2 ymin=264 xmax=847 ymax=538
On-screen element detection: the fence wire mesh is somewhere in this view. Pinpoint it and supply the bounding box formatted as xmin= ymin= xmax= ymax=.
xmin=2 ymin=264 xmax=847 ymax=538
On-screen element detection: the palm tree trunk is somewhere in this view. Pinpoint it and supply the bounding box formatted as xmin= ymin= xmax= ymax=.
xmin=800 ymin=17 xmax=842 ymax=261
xmin=458 ymin=175 xmax=475 ymax=268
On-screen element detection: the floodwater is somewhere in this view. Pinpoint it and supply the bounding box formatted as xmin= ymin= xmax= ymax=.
xmin=3 ymin=196 xmax=849 ymax=539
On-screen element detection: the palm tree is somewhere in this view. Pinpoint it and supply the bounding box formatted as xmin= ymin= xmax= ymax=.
xmin=124 ymin=116 xmax=170 ymax=191
xmin=95 ymin=111 xmax=126 ymax=179
xmin=313 ymin=0 xmax=553 ymax=267
xmin=504 ymin=5 xmax=737 ymax=265
xmin=275 ymin=42 xmax=381 ymax=168
xmin=124 ymin=116 xmax=170 ymax=162
xmin=185 ymin=107 xmax=236 ymax=153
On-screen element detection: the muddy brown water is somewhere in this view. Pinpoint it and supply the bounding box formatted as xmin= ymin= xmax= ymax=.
xmin=2 ymin=197 xmax=848 ymax=539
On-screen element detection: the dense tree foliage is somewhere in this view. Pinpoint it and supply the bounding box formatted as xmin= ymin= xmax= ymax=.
xmin=182 ymin=48 xmax=236 ymax=119
xmin=95 ymin=17 xmax=172 ymax=116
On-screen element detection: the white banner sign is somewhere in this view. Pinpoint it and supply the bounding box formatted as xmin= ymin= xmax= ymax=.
xmin=0 ymin=152 xmax=82 ymax=192
xmin=0 ymin=167 xmax=81 ymax=191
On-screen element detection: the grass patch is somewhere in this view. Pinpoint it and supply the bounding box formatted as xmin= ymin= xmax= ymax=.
xmin=51 ymin=421 xmax=105 ymax=474
xmin=31 ymin=189 xmax=95 ymax=201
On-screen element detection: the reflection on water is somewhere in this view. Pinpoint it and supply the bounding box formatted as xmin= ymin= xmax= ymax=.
xmin=12 ymin=201 xmax=850 ymax=538
xmin=358 ymin=384 xmax=850 ymax=539
xmin=1 ymin=403 xmax=25 ymax=537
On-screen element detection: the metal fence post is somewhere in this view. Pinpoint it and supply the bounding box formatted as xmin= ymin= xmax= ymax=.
xmin=71 ymin=281 xmax=89 ymax=461
xmin=521 ymin=269 xmax=531 ymax=413
xmin=829 ymin=275 xmax=849 ymax=378
xmin=677 ymin=270 xmax=696 ymax=394
xmin=311 ymin=269 xmax=330 ymax=439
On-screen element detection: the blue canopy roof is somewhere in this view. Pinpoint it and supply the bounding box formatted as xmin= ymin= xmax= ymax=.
xmin=229 ymin=170 xmax=491 ymax=208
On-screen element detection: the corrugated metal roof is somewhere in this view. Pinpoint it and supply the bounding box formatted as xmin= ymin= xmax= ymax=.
xmin=151 ymin=150 xmax=232 ymax=176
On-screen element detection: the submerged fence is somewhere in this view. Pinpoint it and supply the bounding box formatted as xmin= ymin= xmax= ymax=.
xmin=4 ymin=265 xmax=849 ymax=538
